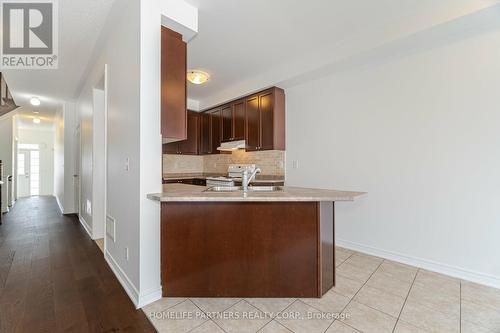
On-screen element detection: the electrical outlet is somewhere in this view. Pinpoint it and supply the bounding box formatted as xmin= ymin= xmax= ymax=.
xmin=292 ymin=160 xmax=299 ymax=169
xmin=124 ymin=158 xmax=130 ymax=171
xmin=125 ymin=247 xmax=129 ymax=261
xmin=86 ymin=200 xmax=92 ymax=215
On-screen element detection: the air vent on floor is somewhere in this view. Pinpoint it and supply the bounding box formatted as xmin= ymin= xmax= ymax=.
xmin=106 ymin=214 xmax=116 ymax=242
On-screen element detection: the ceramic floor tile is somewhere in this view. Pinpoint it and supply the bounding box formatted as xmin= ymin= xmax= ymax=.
xmin=151 ymin=300 xmax=208 ymax=333
xmin=335 ymin=248 xmax=353 ymax=262
xmin=325 ymin=320 xmax=361 ymax=333
xmin=337 ymin=261 xmax=376 ymax=283
xmin=302 ymin=290 xmax=350 ymax=315
xmin=277 ymin=300 xmax=335 ymax=333
xmin=213 ymin=300 xmax=271 ymax=333
xmin=366 ymin=271 xmax=413 ymax=298
xmin=341 ymin=301 xmax=397 ymax=333
xmin=143 ymin=297 xmax=187 ymax=317
xmin=461 ymin=298 xmax=500 ymax=332
xmin=399 ymin=298 xmax=459 ymax=333
xmin=393 ymin=320 xmax=428 ymax=333
xmin=461 ymin=319 xmax=497 ymax=333
xmin=330 ymin=275 xmax=364 ymax=299
xmin=377 ymin=260 xmax=418 ymax=283
xmin=413 ymin=270 xmax=460 ymax=295
xmin=258 ymin=320 xmax=293 ymax=333
xmin=191 ymin=297 xmax=242 ymax=314
xmin=461 ymin=280 xmax=500 ymax=309
xmin=246 ymin=298 xmax=295 ymax=316
xmin=353 ymin=285 xmax=406 ymax=317
xmin=406 ymin=283 xmax=459 ymax=318
xmin=343 ymin=253 xmax=383 ymax=271
xmin=189 ymin=320 xmax=225 ymax=333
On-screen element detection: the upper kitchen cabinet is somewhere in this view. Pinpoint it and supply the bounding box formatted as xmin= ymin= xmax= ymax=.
xmin=163 ymin=111 xmax=199 ymax=155
xmin=221 ymin=99 xmax=245 ymax=142
xmin=199 ymin=108 xmax=222 ymax=155
xmin=161 ymin=26 xmax=187 ymax=143
xmin=246 ymin=87 xmax=285 ymax=151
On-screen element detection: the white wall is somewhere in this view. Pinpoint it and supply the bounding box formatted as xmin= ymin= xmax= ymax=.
xmin=286 ymin=28 xmax=500 ymax=287
xmin=0 ymin=114 xmax=15 ymax=212
xmin=18 ymin=127 xmax=55 ymax=196
xmin=73 ymin=0 xmax=197 ymax=308
xmin=54 ymin=103 xmax=77 ymax=214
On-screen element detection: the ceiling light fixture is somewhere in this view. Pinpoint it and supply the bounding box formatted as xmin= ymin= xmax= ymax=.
xmin=33 ymin=118 xmax=41 ymax=124
xmin=30 ymin=97 xmax=41 ymax=106
xmin=187 ymin=70 xmax=210 ymax=85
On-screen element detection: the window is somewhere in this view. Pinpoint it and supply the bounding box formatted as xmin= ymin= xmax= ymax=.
xmin=17 ymin=153 xmax=25 ymax=175
xmin=18 ymin=143 xmax=39 ymax=150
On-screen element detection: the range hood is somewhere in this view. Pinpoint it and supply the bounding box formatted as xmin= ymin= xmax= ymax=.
xmin=217 ymin=140 xmax=246 ymax=152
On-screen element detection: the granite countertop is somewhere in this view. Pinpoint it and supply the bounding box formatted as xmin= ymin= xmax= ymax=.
xmin=163 ymin=173 xmax=285 ymax=183
xmin=148 ymin=184 xmax=366 ymax=202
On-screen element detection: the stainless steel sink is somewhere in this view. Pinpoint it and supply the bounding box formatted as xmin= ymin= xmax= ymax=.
xmin=246 ymin=186 xmax=283 ymax=192
xmin=204 ymin=186 xmax=283 ymax=193
xmin=204 ymin=186 xmax=244 ymax=192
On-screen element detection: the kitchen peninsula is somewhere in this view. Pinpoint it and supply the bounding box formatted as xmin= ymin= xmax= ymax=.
xmin=148 ymin=184 xmax=365 ymax=298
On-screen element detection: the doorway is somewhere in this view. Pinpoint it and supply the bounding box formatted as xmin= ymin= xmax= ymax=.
xmin=17 ymin=145 xmax=40 ymax=197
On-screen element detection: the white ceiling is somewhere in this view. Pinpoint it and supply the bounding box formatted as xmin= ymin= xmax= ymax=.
xmin=186 ymin=0 xmax=500 ymax=109
xmin=3 ymin=0 xmax=115 ymax=123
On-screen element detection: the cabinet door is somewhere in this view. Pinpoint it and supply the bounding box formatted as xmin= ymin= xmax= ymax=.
xmin=221 ymin=104 xmax=233 ymax=142
xmin=245 ymin=95 xmax=260 ymax=151
xmin=200 ymin=112 xmax=211 ymax=154
xmin=259 ymin=91 xmax=274 ymax=151
xmin=163 ymin=142 xmax=179 ymax=154
xmin=209 ymin=109 xmax=222 ymax=154
xmin=178 ymin=111 xmax=199 ymax=155
xmin=233 ymin=99 xmax=245 ymax=141
xmin=161 ymin=27 xmax=187 ymax=141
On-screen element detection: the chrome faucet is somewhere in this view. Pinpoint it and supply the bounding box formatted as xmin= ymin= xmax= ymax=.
xmin=242 ymin=168 xmax=261 ymax=192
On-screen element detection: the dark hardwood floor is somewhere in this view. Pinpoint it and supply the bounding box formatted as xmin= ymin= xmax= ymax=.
xmin=0 ymin=196 xmax=156 ymax=332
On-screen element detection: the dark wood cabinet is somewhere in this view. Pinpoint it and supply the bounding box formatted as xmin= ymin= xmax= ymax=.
xmin=245 ymin=87 xmax=285 ymax=151
xmin=164 ymin=86 xmax=285 ymax=156
xmin=209 ymin=108 xmax=221 ymax=154
xmin=163 ymin=111 xmax=199 ymax=155
xmin=221 ymin=99 xmax=246 ymax=142
xmin=161 ymin=27 xmax=187 ymax=143
xmin=221 ymin=104 xmax=233 ymax=142
xmin=200 ymin=112 xmax=211 ymax=154
xmin=199 ymin=108 xmax=222 ymax=154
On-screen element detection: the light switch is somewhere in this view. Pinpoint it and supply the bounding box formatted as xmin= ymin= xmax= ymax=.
xmin=124 ymin=158 xmax=130 ymax=171
xmin=292 ymin=160 xmax=299 ymax=169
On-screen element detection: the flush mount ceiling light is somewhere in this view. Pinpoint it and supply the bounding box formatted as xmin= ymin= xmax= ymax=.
xmin=187 ymin=70 xmax=210 ymax=85
xmin=33 ymin=118 xmax=41 ymax=124
xmin=30 ymin=97 xmax=41 ymax=106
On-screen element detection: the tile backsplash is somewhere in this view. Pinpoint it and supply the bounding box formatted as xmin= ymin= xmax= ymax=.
xmin=163 ymin=154 xmax=204 ymax=174
xmin=163 ymin=150 xmax=286 ymax=176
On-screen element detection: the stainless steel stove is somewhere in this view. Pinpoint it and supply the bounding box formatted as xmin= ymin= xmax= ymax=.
xmin=205 ymin=164 xmax=257 ymax=187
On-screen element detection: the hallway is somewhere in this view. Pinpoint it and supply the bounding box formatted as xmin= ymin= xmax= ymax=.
xmin=0 ymin=196 xmax=155 ymax=332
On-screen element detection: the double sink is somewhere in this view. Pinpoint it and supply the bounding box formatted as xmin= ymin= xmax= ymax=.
xmin=204 ymin=186 xmax=283 ymax=193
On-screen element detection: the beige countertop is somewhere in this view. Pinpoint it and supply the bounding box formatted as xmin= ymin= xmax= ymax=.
xmin=148 ymin=184 xmax=366 ymax=202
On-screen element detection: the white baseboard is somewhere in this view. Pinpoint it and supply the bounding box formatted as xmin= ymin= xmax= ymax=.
xmin=337 ymin=239 xmax=500 ymax=289
xmin=56 ymin=196 xmax=64 ymax=214
xmin=104 ymin=250 xmax=161 ymax=309
xmin=137 ymin=286 xmax=163 ymax=309
xmin=78 ymin=215 xmax=92 ymax=238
